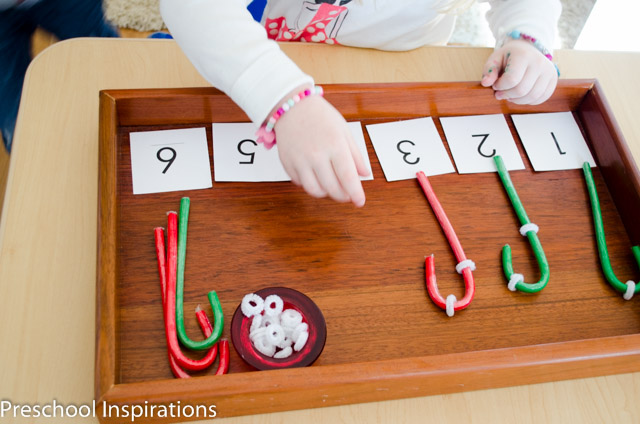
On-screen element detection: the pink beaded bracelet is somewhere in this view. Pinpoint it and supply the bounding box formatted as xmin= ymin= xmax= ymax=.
xmin=255 ymin=85 xmax=324 ymax=149
xmin=506 ymin=30 xmax=560 ymax=76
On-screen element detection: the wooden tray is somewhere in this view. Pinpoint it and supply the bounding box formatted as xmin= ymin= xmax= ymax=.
xmin=97 ymin=81 xmax=640 ymax=423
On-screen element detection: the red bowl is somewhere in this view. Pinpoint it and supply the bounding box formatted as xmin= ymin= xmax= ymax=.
xmin=231 ymin=287 xmax=326 ymax=370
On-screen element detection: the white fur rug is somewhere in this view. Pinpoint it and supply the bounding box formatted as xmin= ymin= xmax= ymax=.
xmin=104 ymin=0 xmax=164 ymax=32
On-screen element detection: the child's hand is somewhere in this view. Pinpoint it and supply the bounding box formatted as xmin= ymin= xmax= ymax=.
xmin=273 ymin=94 xmax=370 ymax=207
xmin=480 ymin=39 xmax=558 ymax=105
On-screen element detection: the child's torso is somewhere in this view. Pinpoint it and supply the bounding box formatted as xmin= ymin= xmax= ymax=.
xmin=261 ymin=0 xmax=455 ymax=50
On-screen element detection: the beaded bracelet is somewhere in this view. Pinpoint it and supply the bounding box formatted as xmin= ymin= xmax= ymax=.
xmin=255 ymin=85 xmax=324 ymax=149
xmin=505 ymin=30 xmax=560 ymax=76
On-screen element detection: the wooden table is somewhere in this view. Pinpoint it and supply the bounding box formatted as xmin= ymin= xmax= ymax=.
xmin=0 ymin=39 xmax=639 ymax=423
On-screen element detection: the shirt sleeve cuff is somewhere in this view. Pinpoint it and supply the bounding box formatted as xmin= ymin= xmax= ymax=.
xmin=228 ymin=48 xmax=315 ymax=126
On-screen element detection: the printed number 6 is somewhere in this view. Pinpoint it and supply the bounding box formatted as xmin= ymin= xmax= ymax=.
xmin=238 ymin=139 xmax=257 ymax=164
xmin=397 ymin=140 xmax=420 ymax=165
xmin=157 ymin=147 xmax=177 ymax=174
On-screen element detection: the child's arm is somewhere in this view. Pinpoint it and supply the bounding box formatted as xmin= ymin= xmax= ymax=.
xmin=479 ymin=0 xmax=562 ymax=105
xmin=160 ymin=0 xmax=367 ymax=206
xmin=160 ymin=0 xmax=312 ymax=126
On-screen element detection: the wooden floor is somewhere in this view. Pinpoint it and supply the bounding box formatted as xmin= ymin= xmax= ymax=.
xmin=0 ymin=27 xmax=152 ymax=219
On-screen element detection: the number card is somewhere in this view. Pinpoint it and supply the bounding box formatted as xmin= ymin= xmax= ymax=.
xmin=365 ymin=117 xmax=454 ymax=181
xmin=212 ymin=123 xmax=290 ymax=182
xmin=212 ymin=122 xmax=373 ymax=182
xmin=511 ymin=112 xmax=596 ymax=171
xmin=440 ymin=114 xmax=525 ymax=174
xmin=129 ymin=127 xmax=213 ymax=195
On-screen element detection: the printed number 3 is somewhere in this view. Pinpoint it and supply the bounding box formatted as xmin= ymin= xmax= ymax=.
xmin=238 ymin=139 xmax=257 ymax=164
xmin=397 ymin=140 xmax=420 ymax=165
xmin=157 ymin=147 xmax=177 ymax=174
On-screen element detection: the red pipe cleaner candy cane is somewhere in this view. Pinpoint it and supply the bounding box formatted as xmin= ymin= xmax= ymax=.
xmin=155 ymin=226 xmax=219 ymax=377
xmin=164 ymin=213 xmax=219 ymax=369
xmin=170 ymin=308 xmax=215 ymax=378
xmin=155 ymin=216 xmax=219 ymax=372
xmin=416 ymin=171 xmax=476 ymax=317
xmin=155 ymin=227 xmax=191 ymax=378
xmin=215 ymin=339 xmax=230 ymax=375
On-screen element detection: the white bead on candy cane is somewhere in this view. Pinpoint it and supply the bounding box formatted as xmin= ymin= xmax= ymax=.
xmin=508 ymin=273 xmax=524 ymax=292
xmin=445 ymin=294 xmax=457 ymax=317
xmin=519 ymin=223 xmax=539 ymax=237
xmin=442 ymin=259 xmax=475 ymax=317
xmin=624 ymin=281 xmax=636 ymax=300
xmin=455 ymin=259 xmax=476 ymax=274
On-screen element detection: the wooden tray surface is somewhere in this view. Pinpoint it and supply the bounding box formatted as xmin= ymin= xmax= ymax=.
xmin=97 ymin=81 xmax=640 ymax=423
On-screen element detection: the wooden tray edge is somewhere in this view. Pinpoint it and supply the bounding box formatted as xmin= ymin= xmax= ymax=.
xmin=96 ymin=333 xmax=640 ymax=423
xmin=104 ymin=79 xmax=596 ymax=127
xmin=96 ymin=91 xmax=120 ymax=400
xmin=578 ymin=80 xmax=640 ymax=244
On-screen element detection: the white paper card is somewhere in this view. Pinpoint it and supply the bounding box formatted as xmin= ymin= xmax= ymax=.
xmin=347 ymin=121 xmax=374 ymax=181
xmin=511 ymin=112 xmax=596 ymax=171
xmin=129 ymin=127 xmax=213 ymax=195
xmin=212 ymin=122 xmax=373 ymax=182
xmin=365 ymin=117 xmax=454 ymax=181
xmin=212 ymin=123 xmax=289 ymax=182
xmin=440 ymin=114 xmax=525 ymax=173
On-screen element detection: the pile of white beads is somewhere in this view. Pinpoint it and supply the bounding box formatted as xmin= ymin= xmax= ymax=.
xmin=241 ymin=293 xmax=309 ymax=359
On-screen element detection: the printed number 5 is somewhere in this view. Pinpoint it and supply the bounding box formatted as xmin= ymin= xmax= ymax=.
xmin=397 ymin=140 xmax=420 ymax=165
xmin=238 ymin=139 xmax=257 ymax=164
xmin=157 ymin=147 xmax=177 ymax=174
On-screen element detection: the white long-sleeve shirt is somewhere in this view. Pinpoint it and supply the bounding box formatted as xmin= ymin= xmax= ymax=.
xmin=160 ymin=0 xmax=561 ymax=125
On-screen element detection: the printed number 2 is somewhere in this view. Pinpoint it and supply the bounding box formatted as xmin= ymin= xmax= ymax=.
xmin=238 ymin=139 xmax=257 ymax=164
xmin=397 ymin=140 xmax=420 ymax=165
xmin=550 ymin=132 xmax=567 ymax=155
xmin=472 ymin=133 xmax=496 ymax=158
xmin=157 ymin=147 xmax=177 ymax=174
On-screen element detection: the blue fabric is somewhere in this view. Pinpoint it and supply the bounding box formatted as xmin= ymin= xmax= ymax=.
xmin=247 ymin=0 xmax=266 ymax=22
xmin=148 ymin=31 xmax=173 ymax=39
xmin=0 ymin=0 xmax=118 ymax=152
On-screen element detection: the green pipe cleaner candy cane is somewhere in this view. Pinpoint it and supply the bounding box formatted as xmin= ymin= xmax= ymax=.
xmin=176 ymin=197 xmax=224 ymax=350
xmin=494 ymin=156 xmax=550 ymax=293
xmin=582 ymin=162 xmax=639 ymax=300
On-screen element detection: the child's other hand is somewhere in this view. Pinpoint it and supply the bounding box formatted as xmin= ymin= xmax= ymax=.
xmin=480 ymin=39 xmax=558 ymax=105
xmin=274 ymin=94 xmax=370 ymax=207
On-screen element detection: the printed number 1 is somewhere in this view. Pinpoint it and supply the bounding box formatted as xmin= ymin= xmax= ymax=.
xmin=551 ymin=132 xmax=567 ymax=155
xmin=157 ymin=147 xmax=177 ymax=174
xmin=472 ymin=133 xmax=496 ymax=158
